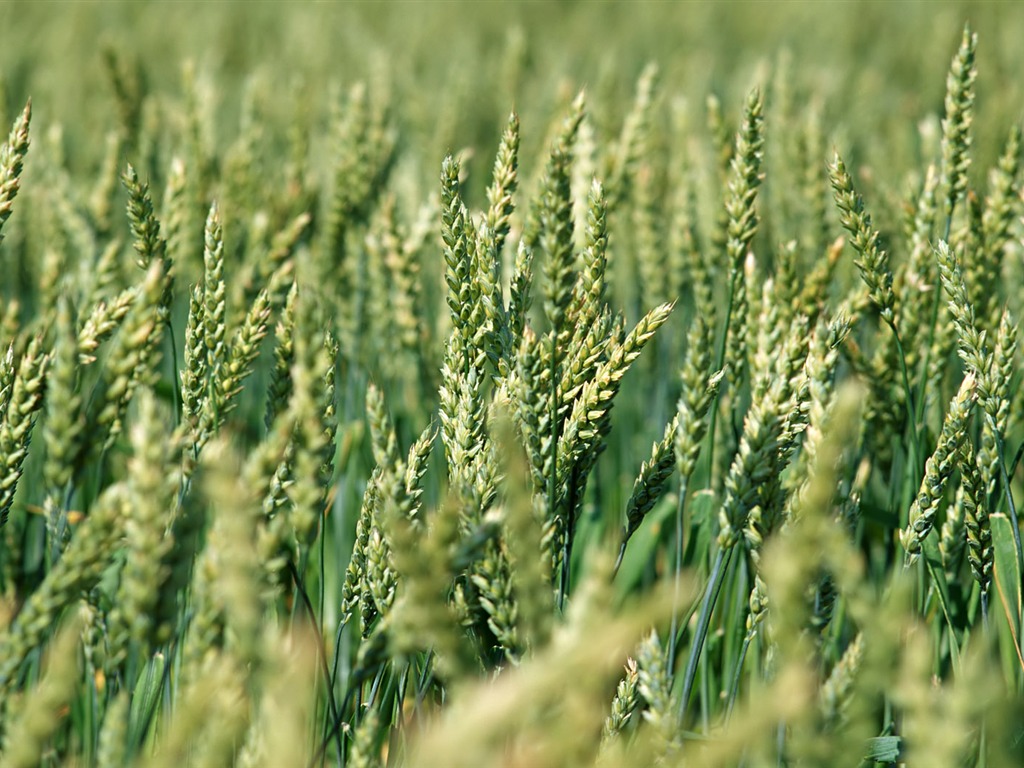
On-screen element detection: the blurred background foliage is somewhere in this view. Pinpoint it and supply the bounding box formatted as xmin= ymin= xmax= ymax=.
xmin=3 ymin=1 xmax=1022 ymax=183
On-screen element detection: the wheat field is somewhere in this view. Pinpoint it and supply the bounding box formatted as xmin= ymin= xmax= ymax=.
xmin=0 ymin=2 xmax=1023 ymax=766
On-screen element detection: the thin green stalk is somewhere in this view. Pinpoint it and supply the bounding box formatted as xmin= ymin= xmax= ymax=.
xmin=724 ymin=629 xmax=755 ymax=723
xmin=392 ymin=661 xmax=411 ymax=736
xmin=289 ymin=560 xmax=343 ymax=761
xmin=1011 ymin=440 xmax=1024 ymax=479
xmin=559 ymin=469 xmax=580 ymax=603
xmin=994 ymin=426 xmax=1023 ymax=577
xmin=887 ymin=324 xmax=921 ymax=475
xmin=168 ymin=322 xmax=182 ymax=429
xmin=906 ymin=556 xmax=961 ymax=669
xmin=677 ymin=544 xmax=733 ymax=729
xmin=667 ymin=476 xmax=691 ymax=674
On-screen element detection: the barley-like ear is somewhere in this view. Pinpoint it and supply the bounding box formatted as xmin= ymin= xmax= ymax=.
xmin=484 ymin=111 xmax=520 ymax=261
xmin=717 ymin=325 xmax=807 ymax=550
xmin=286 ymin=299 xmax=338 ymax=545
xmin=249 ymin=631 xmax=317 ymax=768
xmin=77 ymin=286 xmax=136 ymax=364
xmin=561 ymin=308 xmax=613 ymax=412
xmin=363 ymin=490 xmax=402 ymax=637
xmin=744 ymin=317 xmax=814 ymax=546
xmin=978 ymin=125 xmax=1021 ymax=330
xmin=348 ymin=707 xmax=383 ymax=768
xmin=261 ymin=212 xmax=310 ymax=290
xmin=633 ymin=140 xmax=667 ymax=311
xmin=137 ymin=652 xmax=249 ymax=768
xmin=957 ymin=440 xmax=992 ymax=598
xmin=180 ymin=284 xmax=206 ymax=424
xmin=202 ymin=201 xmax=227 ymax=378
xmin=505 ymin=241 xmax=535 ymax=367
xmin=829 ymin=152 xmax=896 ymax=326
xmin=107 ymin=391 xmax=180 ymax=666
xmin=939 ymin=484 xmax=966 ymax=576
xmin=820 ymin=632 xmax=863 ymax=725
xmin=96 ymin=691 xmax=129 ymax=768
xmin=677 ymin=321 xmax=723 ymax=483
xmin=562 ymin=302 xmax=674 ymax=467
xmin=622 ymin=415 xmax=678 ymax=546
xmin=498 ymin=419 xmax=550 ymax=651
xmin=0 ymin=486 xmax=124 ymax=694
xmin=606 ymin=62 xmax=659 ymax=212
xmin=935 ymin=240 xmax=989 ymax=393
xmin=0 ymin=335 xmax=48 ymax=528
xmin=0 ymin=612 xmax=82 ymax=768
xmin=366 ymin=381 xmax=398 ymax=468
xmin=507 ymin=328 xmax=546 ymax=492
xmin=91 ymin=260 xmax=166 ymax=452
xmin=899 ymin=165 xmax=940 ymax=378
xmin=440 ymin=154 xmax=474 ymax=369
xmin=386 ymin=494 xmax=476 ymax=681
xmin=196 ymin=265 xmax=286 ymax=449
xmin=901 ymin=374 xmax=977 ymax=562
xmin=374 ymin=200 xmax=423 ymax=379
xmin=264 ymin=281 xmax=297 ymax=429
xmin=635 ymin=629 xmax=675 ymax=753
xmin=42 ymin=299 xmax=84 ymax=547
xmin=785 ymin=314 xmax=851 ymax=496
xmin=0 ymin=345 xmax=13 ymax=440
xmin=0 ymin=100 xmax=31 ymax=245
xmin=85 ymin=237 xmax=125 ymax=310
xmin=90 ymin=130 xmax=123 ymax=238
xmin=534 ymin=93 xmax=584 ymax=357
xmin=601 ymin=657 xmax=640 ymax=746
xmin=103 ymin=47 xmax=142 ymax=150
xmin=184 ymin=441 xmax=265 ymax=680
xmin=469 ymin=526 xmax=519 ymax=662
xmin=121 ymin=163 xmax=169 ymax=273
xmin=341 ymin=466 xmax=379 ymax=629
xmin=795 ymin=236 xmax=845 ymax=323
xmin=162 ymin=156 xmax=198 ymax=284
xmin=566 ymin=179 xmax=608 ymax=342
xmin=668 ymin=137 xmax=709 ymax=319
xmin=0 ymin=303 xmax=18 ymax=356
xmin=718 ymin=90 xmax=765 ymax=394
xmin=725 ymin=88 xmax=765 ymax=272
xmin=439 ymin=359 xmax=489 ymax=507
xmin=979 ymin=310 xmax=1016 ymax=493
xmin=939 ymin=24 xmax=977 ymax=224
xmin=247 ymin=412 xmax=298 ymax=596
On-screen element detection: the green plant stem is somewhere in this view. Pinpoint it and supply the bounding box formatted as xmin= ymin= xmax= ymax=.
xmin=289 ymin=561 xmax=343 ymax=761
xmin=667 ymin=477 xmax=691 ymax=677
xmin=559 ymin=464 xmax=581 ymax=602
xmin=913 ymin=270 xmax=944 ymax=438
xmin=1010 ymin=440 xmax=1024 ymax=479
xmin=724 ymin=629 xmax=755 ymax=723
xmin=677 ymin=544 xmax=733 ymax=730
xmin=911 ymin=212 xmax=954 ymax=433
xmin=886 ymin=321 xmax=921 ymax=475
xmin=907 ymin=557 xmax=961 ymax=668
xmin=994 ymin=427 xmax=1024 ymax=579
xmin=703 ymin=268 xmax=739 ymax=491
xmin=168 ymin=321 xmax=182 ymax=429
